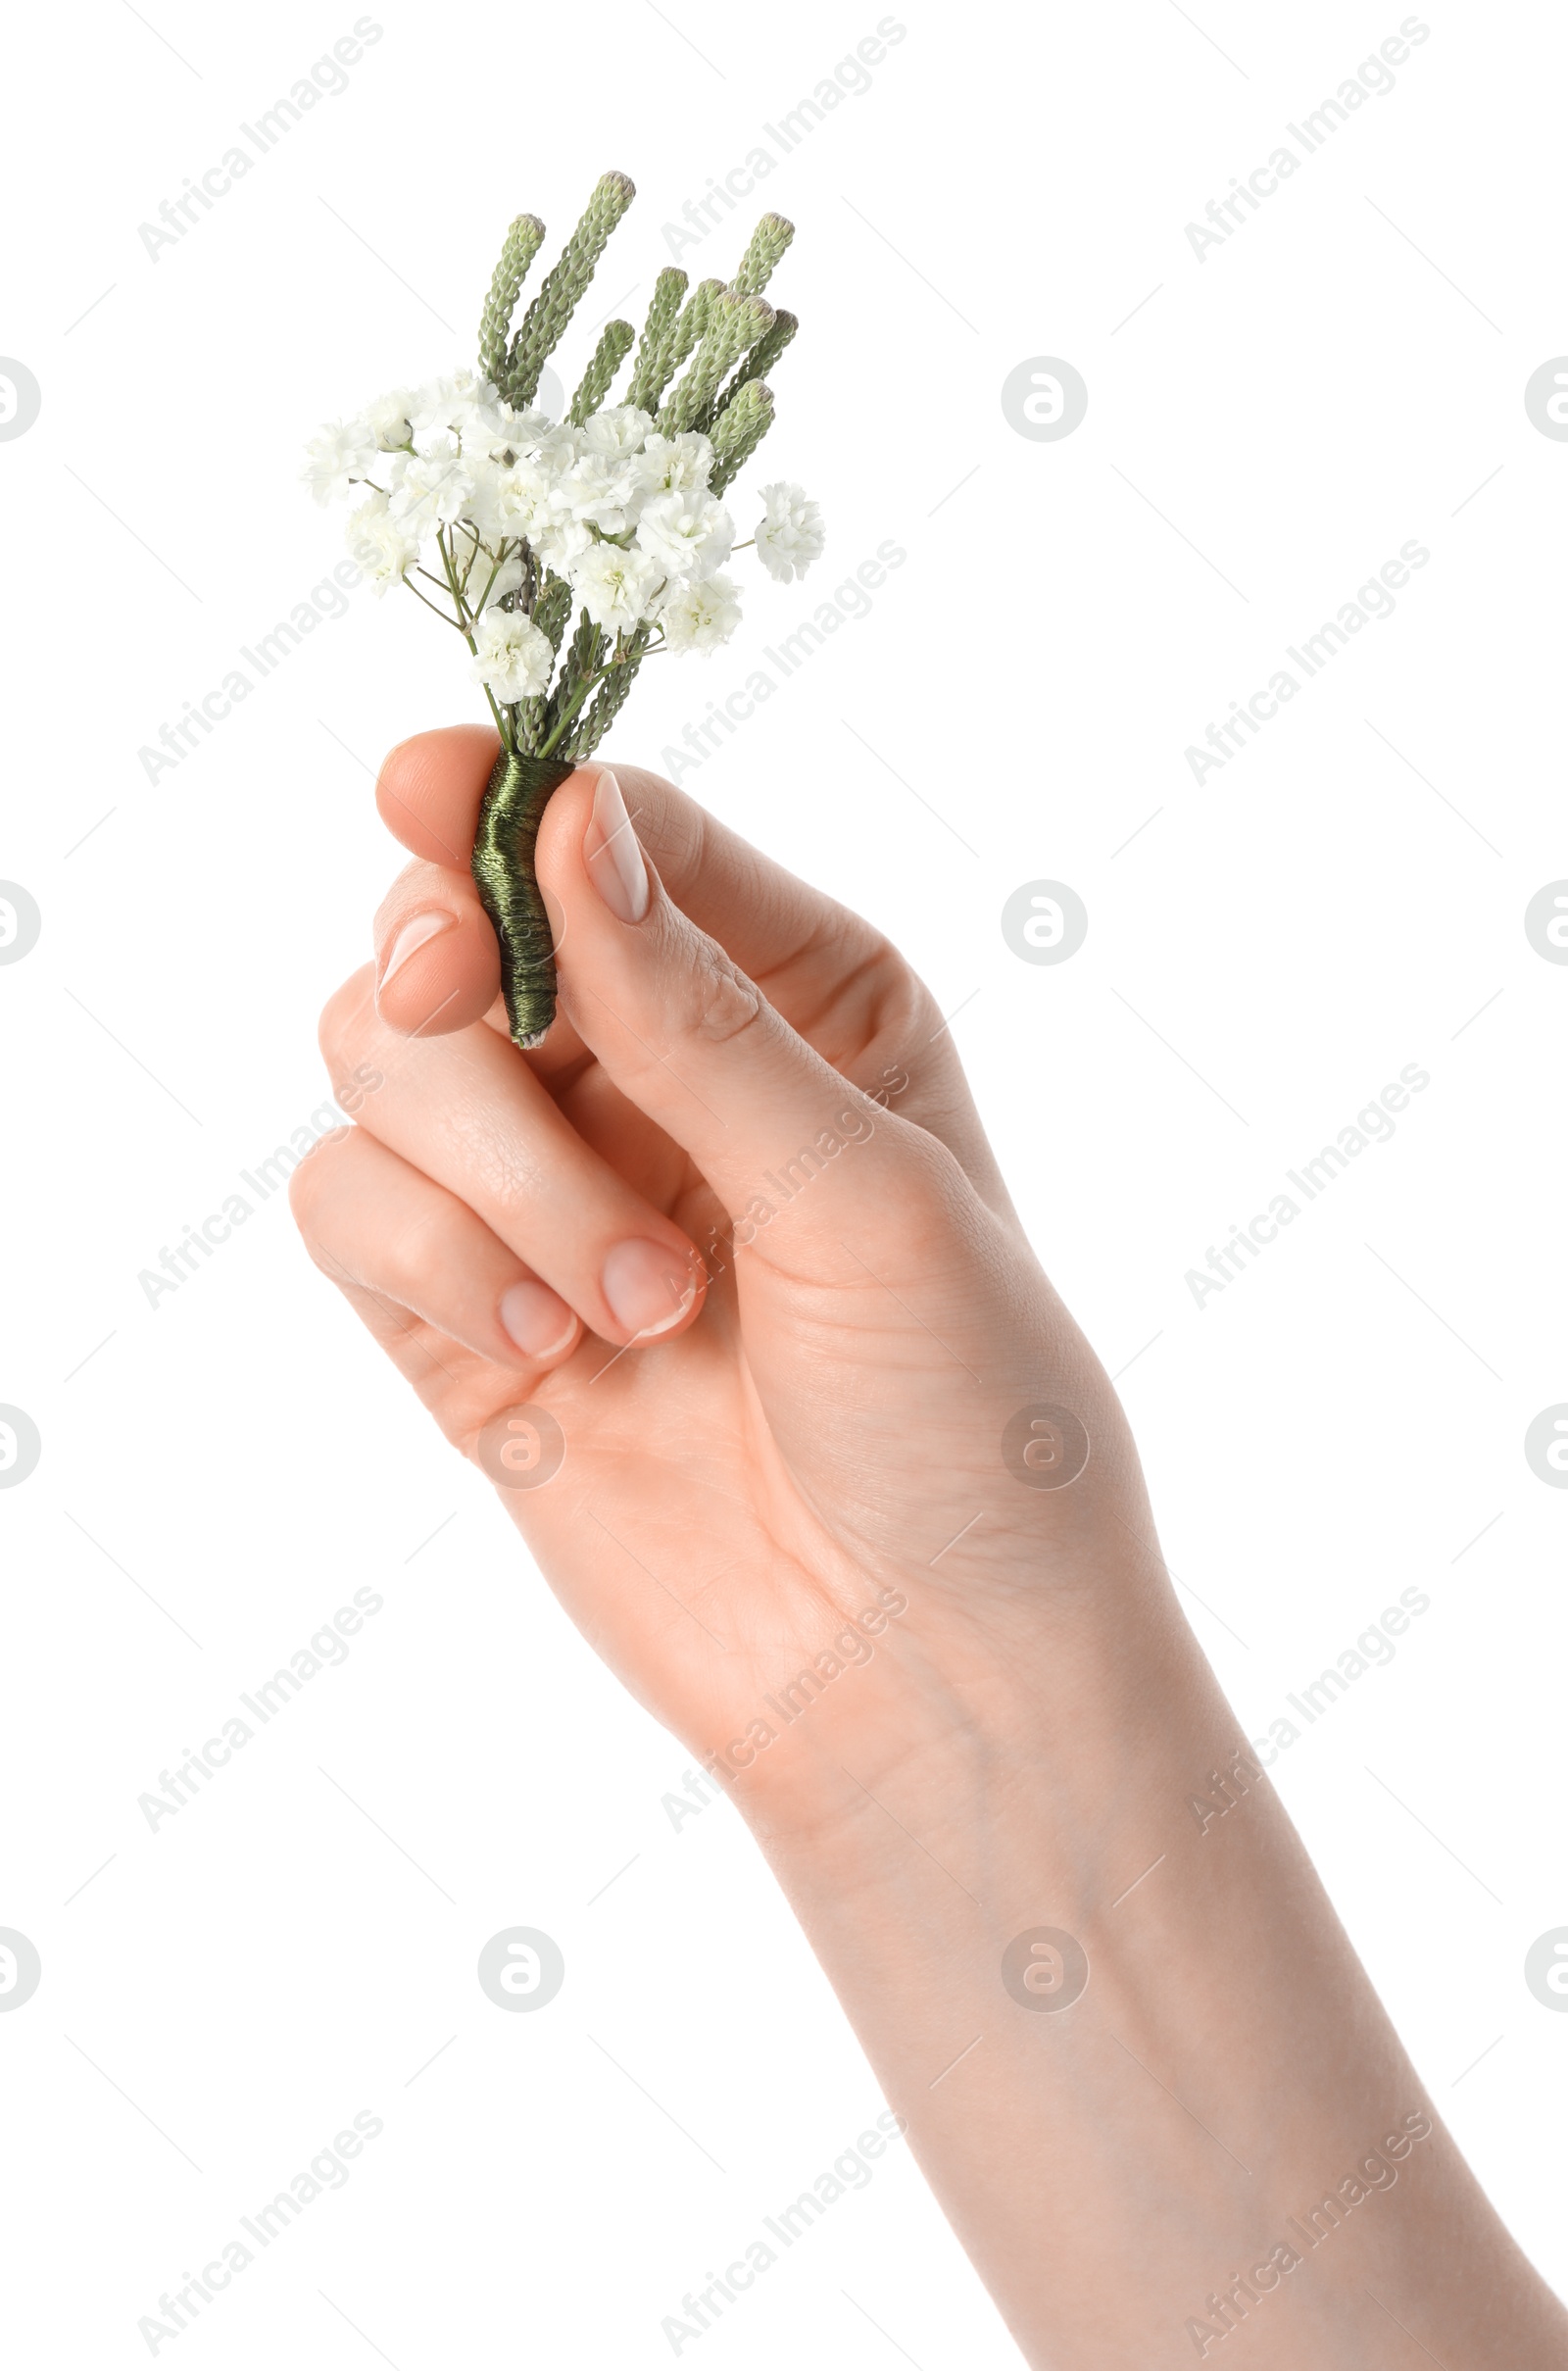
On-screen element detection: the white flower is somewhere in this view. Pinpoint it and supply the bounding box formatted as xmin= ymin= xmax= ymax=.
xmin=303 ymin=417 xmax=376 ymax=505
xmin=411 ymin=370 xmax=504 ymax=434
xmin=404 ymin=371 xmax=516 ymax=468
xmin=470 ymin=609 xmax=553 ymax=702
xmin=450 ymin=395 xmax=513 ymax=455
xmin=468 ymin=453 xmax=552 ymax=544
xmin=503 ymin=406 xmax=557 ymax=453
xmin=635 ymin=488 xmax=732 ymax=582
xmin=754 ymin=481 xmax=825 ymax=583
xmin=466 ymin=421 xmax=585 ymax=557
xmin=558 ymin=451 xmax=642 ymax=535
xmin=635 ymin=430 xmax=713 ymax=497
xmin=571 ymin=541 xmax=663 ymax=635
xmin=530 ymin=512 xmax=593 ymax=574
xmin=365 ymin=388 xmax=416 ymax=451
xmin=581 ymin=404 xmax=654 ymax=460
xmin=389 ymin=436 xmax=471 ymax=535
xmin=408 ymin=374 xmax=460 ymax=429
xmin=449 ymin=526 xmax=523 ymax=614
xmin=460 ymin=455 xmax=506 ymax=537
xmin=533 ymin=420 xmax=585 ymax=474
xmin=345 ymin=491 xmax=419 ymax=596
xmin=658 ymin=571 xmax=743 ymax=653
xmin=469 ymin=402 xmax=553 ymax=467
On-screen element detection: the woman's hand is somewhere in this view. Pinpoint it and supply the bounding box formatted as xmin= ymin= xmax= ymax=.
xmin=290 ymin=726 xmax=1567 ymax=2366
xmin=290 ymin=723 xmax=1159 ymax=1826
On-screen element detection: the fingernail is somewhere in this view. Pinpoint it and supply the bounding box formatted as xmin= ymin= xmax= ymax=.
xmin=602 ymin=1239 xmax=698 ymax=1339
xmin=499 ymin=1279 xmax=578 ymax=1359
xmin=585 ymin=768 xmax=649 ymax=925
xmin=377 ymin=910 xmax=455 ymax=991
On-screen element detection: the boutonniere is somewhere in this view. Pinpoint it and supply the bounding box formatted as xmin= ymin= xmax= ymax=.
xmin=305 ymin=172 xmax=823 ymax=1045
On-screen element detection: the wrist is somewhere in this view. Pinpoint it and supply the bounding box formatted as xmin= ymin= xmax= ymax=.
xmin=720 ymin=1562 xmax=1215 ymax=1878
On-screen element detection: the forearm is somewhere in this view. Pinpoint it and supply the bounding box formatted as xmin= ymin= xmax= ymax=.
xmin=742 ymin=1585 xmax=1564 ymax=2367
xmin=327 ymin=728 xmax=1562 ymax=2361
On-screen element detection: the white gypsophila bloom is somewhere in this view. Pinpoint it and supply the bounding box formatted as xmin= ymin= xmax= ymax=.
xmin=635 ymin=488 xmax=733 ymax=582
xmin=411 ymin=370 xmax=503 ymax=434
xmin=449 ymin=394 xmax=512 ymax=455
xmin=470 ymin=608 xmax=553 ymax=702
xmin=505 ymin=407 xmax=556 ymax=453
xmin=390 ymin=436 xmax=472 ymax=536
xmin=471 ymin=421 xmax=583 ymax=558
xmin=531 ymin=513 xmax=594 ymax=574
xmin=468 ymin=454 xmax=552 ymax=544
xmin=635 ymin=430 xmax=713 ymax=497
xmin=558 ymin=452 xmax=642 ymax=535
xmin=532 ymin=420 xmax=584 ymax=477
xmin=303 ymin=417 xmax=376 ymax=504
xmin=345 ymin=492 xmax=419 ymax=596
xmin=658 ymin=571 xmax=743 ymax=653
xmin=581 ymin=404 xmax=654 ymax=460
xmin=466 ymin=401 xmax=549 ymax=469
xmin=461 ymin=455 xmax=510 ymax=540
xmin=407 ymin=376 xmax=463 ymax=435
xmin=571 ymin=541 xmax=664 ymax=635
xmin=754 ymin=481 xmax=825 ymax=583
xmin=365 ymin=388 xmax=416 ymax=452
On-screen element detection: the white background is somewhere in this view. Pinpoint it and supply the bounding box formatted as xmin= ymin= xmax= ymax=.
xmin=3 ymin=1 xmax=1566 ymax=2361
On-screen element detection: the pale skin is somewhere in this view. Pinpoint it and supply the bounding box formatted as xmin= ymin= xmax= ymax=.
xmin=290 ymin=725 xmax=1566 ymax=2366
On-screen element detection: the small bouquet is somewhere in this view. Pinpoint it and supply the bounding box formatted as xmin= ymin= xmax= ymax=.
xmin=304 ymin=171 xmax=824 ymax=1046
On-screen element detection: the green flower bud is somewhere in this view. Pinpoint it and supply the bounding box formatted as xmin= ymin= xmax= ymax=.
xmin=627 ymin=268 xmax=689 ymax=412
xmin=569 ymin=320 xmax=636 ymax=422
xmin=731 ymin=212 xmax=795 ymax=299
xmin=479 ymin=214 xmax=546 ymax=386
xmin=506 ymin=171 xmax=637 ymax=408
xmin=709 ymin=376 xmax=776 ymax=493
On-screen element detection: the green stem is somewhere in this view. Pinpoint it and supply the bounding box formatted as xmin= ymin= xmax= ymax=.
xmin=437 ymin=527 xmax=473 ymax=633
xmin=537 ymin=664 xmax=612 ymax=758
xmin=486 ymin=687 xmax=514 ymax=751
xmin=401 ymin=575 xmax=462 ymax=628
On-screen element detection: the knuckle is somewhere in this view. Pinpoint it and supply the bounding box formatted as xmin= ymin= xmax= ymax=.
xmin=287 ymin=1125 xmax=354 ymax=1236
xmin=876 ymin=1112 xmax=972 ymax=1232
xmin=900 ymin=969 xmax=945 ymax=1043
xmin=318 ymin=965 xmax=377 ymax=1080
xmin=671 ymin=922 xmax=766 ymax=1048
xmin=869 ymin=936 xmax=940 ymax=1040
xmin=378 ymin=1203 xmax=456 ymax=1307
xmin=803 ymin=916 xmax=939 ymax=1059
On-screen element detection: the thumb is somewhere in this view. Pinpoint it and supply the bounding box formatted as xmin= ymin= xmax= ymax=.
xmin=536 ymin=765 xmax=939 ymax=1245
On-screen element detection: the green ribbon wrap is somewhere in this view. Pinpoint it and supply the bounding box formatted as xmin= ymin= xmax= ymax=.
xmin=471 ymin=749 xmax=576 ymax=1049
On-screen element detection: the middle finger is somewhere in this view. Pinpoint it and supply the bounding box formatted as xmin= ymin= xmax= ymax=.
xmin=321 ymin=964 xmax=707 ymax=1350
